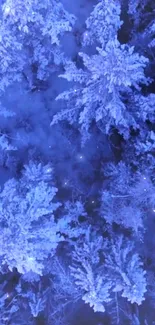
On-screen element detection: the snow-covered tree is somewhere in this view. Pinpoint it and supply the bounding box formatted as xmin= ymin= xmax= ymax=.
xmin=52 ymin=0 xmax=149 ymax=142
xmin=105 ymin=235 xmax=147 ymax=305
xmin=82 ymin=0 xmax=123 ymax=47
xmin=0 ymin=160 xmax=93 ymax=275
xmin=0 ymin=21 xmax=24 ymax=93
xmin=70 ymin=228 xmax=112 ymax=312
xmin=101 ymin=161 xmax=155 ymax=234
xmin=0 ymin=0 xmax=75 ymax=92
xmin=44 ymin=256 xmax=81 ymax=324
xmin=70 ymin=228 xmax=147 ymax=312
xmin=0 ymin=162 xmax=62 ymax=274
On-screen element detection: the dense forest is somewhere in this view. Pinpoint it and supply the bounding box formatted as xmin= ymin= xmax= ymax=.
xmin=0 ymin=0 xmax=155 ymax=324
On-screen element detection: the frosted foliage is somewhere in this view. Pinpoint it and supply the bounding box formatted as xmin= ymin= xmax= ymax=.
xmin=105 ymin=236 xmax=147 ymax=305
xmin=101 ymin=191 xmax=143 ymax=234
xmin=28 ymin=290 xmax=47 ymax=317
xmin=82 ymin=277 xmax=111 ymax=312
xmin=101 ymin=162 xmax=155 ymax=233
xmin=0 ymin=164 xmax=61 ymax=274
xmin=53 ymin=39 xmax=148 ymax=139
xmin=102 ymin=162 xmax=137 ymax=193
xmin=2 ymin=0 xmax=75 ymax=39
xmin=83 ymin=0 xmax=122 ymax=46
xmin=0 ymin=135 xmax=17 ymax=151
xmin=127 ymin=0 xmax=149 ymax=38
xmin=148 ymin=23 xmax=155 ymax=48
xmin=135 ymin=94 xmax=155 ymax=123
xmin=0 ymin=0 xmax=75 ymax=88
xmin=103 ymin=161 xmax=131 ymax=182
xmin=0 ymin=22 xmax=24 ymax=92
xmin=130 ymin=176 xmax=155 ymax=206
xmin=2 ymin=0 xmax=36 ymax=26
xmin=135 ymin=130 xmax=155 ymax=155
xmin=23 ymin=161 xmax=53 ymax=183
xmin=95 ymin=42 xmax=148 ymax=91
xmin=64 ymin=200 xmax=87 ymax=219
xmin=52 ymin=0 xmax=149 ymax=142
xmin=57 ymin=201 xmax=87 ymax=239
xmin=70 ymin=229 xmax=112 ymax=312
xmin=128 ymin=0 xmax=147 ymax=15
